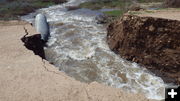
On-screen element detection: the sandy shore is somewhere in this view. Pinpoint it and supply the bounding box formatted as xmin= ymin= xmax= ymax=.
xmin=0 ymin=21 xmax=156 ymax=101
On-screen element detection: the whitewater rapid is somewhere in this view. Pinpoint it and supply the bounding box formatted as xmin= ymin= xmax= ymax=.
xmin=21 ymin=0 xmax=166 ymax=100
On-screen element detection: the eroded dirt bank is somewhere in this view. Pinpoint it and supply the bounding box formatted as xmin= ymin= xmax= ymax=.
xmin=107 ymin=13 xmax=180 ymax=84
xmin=0 ymin=21 xmax=156 ymax=101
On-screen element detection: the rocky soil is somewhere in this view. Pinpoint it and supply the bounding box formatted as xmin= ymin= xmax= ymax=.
xmin=107 ymin=13 xmax=180 ymax=84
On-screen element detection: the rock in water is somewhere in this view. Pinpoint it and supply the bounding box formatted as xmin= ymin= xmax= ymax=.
xmin=35 ymin=14 xmax=50 ymax=41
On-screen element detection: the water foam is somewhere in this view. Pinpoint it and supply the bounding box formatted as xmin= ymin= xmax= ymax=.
xmin=21 ymin=0 xmax=166 ymax=100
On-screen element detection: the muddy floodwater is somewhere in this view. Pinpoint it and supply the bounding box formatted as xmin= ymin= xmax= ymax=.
xmin=21 ymin=0 xmax=166 ymax=100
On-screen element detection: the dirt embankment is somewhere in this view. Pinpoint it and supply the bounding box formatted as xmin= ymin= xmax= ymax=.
xmin=107 ymin=13 xmax=180 ymax=84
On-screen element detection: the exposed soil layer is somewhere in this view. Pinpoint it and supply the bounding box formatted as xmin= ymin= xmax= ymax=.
xmin=21 ymin=28 xmax=45 ymax=59
xmin=107 ymin=15 xmax=180 ymax=84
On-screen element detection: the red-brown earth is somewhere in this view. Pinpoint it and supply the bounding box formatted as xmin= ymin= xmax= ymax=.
xmin=107 ymin=11 xmax=180 ymax=84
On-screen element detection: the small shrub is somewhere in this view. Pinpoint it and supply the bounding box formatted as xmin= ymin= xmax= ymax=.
xmin=104 ymin=10 xmax=123 ymax=17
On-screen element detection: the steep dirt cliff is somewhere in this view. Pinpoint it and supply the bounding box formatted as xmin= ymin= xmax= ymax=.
xmin=107 ymin=14 xmax=180 ymax=84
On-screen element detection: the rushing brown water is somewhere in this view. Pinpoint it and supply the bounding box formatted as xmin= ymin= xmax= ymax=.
xmin=21 ymin=0 xmax=167 ymax=100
